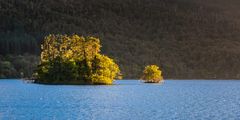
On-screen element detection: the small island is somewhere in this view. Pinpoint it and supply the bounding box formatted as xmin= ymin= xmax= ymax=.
xmin=141 ymin=65 xmax=163 ymax=83
xmin=35 ymin=34 xmax=121 ymax=85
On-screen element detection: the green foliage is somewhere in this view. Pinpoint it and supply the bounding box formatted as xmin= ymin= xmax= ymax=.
xmin=36 ymin=58 xmax=78 ymax=83
xmin=90 ymin=54 xmax=121 ymax=85
xmin=36 ymin=34 xmax=121 ymax=85
xmin=0 ymin=54 xmax=39 ymax=79
xmin=2 ymin=0 xmax=240 ymax=79
xmin=141 ymin=65 xmax=163 ymax=83
xmin=0 ymin=61 xmax=17 ymax=78
xmin=0 ymin=31 xmax=39 ymax=55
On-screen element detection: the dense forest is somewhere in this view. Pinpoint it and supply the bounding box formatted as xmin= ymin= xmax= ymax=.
xmin=1 ymin=0 xmax=240 ymax=79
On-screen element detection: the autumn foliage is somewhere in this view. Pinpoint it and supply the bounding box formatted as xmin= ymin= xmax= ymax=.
xmin=141 ymin=65 xmax=163 ymax=83
xmin=36 ymin=34 xmax=121 ymax=85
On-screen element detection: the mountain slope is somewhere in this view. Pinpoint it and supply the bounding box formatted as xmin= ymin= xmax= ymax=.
xmin=1 ymin=0 xmax=240 ymax=79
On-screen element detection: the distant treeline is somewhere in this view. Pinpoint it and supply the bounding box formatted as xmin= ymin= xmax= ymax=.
xmin=0 ymin=54 xmax=39 ymax=78
xmin=1 ymin=0 xmax=240 ymax=79
xmin=0 ymin=33 xmax=39 ymax=55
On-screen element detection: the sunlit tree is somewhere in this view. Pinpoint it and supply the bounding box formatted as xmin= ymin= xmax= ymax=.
xmin=141 ymin=65 xmax=163 ymax=83
xmin=90 ymin=54 xmax=121 ymax=84
xmin=36 ymin=34 xmax=121 ymax=85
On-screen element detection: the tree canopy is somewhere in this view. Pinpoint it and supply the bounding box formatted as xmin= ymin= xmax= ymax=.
xmin=36 ymin=34 xmax=121 ymax=85
xmin=2 ymin=0 xmax=240 ymax=79
xmin=141 ymin=65 xmax=163 ymax=83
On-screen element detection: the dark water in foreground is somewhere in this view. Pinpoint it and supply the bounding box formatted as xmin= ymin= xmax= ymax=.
xmin=0 ymin=80 xmax=240 ymax=120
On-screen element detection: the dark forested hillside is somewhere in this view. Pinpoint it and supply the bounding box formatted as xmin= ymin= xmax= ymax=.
xmin=1 ymin=0 xmax=240 ymax=79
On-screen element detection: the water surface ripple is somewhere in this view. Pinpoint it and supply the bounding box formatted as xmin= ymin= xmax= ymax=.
xmin=0 ymin=80 xmax=240 ymax=120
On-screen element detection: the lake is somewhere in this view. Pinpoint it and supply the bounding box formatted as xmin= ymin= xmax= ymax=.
xmin=0 ymin=80 xmax=240 ymax=120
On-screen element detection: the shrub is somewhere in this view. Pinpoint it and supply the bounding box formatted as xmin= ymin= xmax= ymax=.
xmin=141 ymin=65 xmax=163 ymax=83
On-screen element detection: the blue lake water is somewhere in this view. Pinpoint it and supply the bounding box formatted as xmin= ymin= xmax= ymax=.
xmin=0 ymin=80 xmax=240 ymax=120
